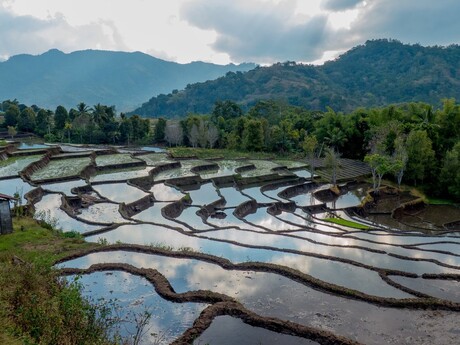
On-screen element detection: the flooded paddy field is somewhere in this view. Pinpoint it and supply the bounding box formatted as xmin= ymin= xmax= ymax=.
xmin=95 ymin=153 xmax=143 ymax=167
xmin=4 ymin=143 xmax=459 ymax=344
xmin=30 ymin=156 xmax=91 ymax=181
xmin=0 ymin=155 xmax=43 ymax=178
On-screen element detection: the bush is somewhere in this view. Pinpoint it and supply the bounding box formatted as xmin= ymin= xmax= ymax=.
xmin=3 ymin=264 xmax=118 ymax=345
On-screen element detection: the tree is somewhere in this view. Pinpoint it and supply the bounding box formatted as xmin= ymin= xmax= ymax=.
xmin=314 ymin=108 xmax=348 ymax=153
xmin=76 ymin=102 xmax=90 ymax=115
xmin=7 ymin=126 xmax=17 ymax=139
xmin=17 ymin=107 xmax=36 ymax=132
xmin=393 ymin=136 xmax=408 ymax=188
xmin=129 ymin=115 xmax=150 ymax=142
xmin=35 ymin=109 xmax=52 ymax=136
xmin=198 ymin=120 xmax=207 ymax=148
xmin=211 ymin=100 xmax=243 ymax=123
xmin=164 ymin=122 xmax=183 ymax=146
xmin=243 ymin=119 xmax=264 ymax=151
xmin=72 ymin=112 xmax=91 ymax=143
xmin=207 ymin=123 xmax=219 ymax=148
xmin=119 ymin=119 xmax=133 ymax=145
xmin=91 ymin=103 xmax=109 ymax=128
xmin=405 ymin=130 xmax=435 ymax=184
xmin=54 ymin=105 xmax=69 ymax=131
xmin=302 ymin=134 xmax=318 ymax=180
xmin=4 ymin=104 xmax=20 ymax=127
xmin=154 ymin=118 xmax=167 ymax=142
xmin=440 ymin=142 xmax=460 ymax=199
xmin=64 ymin=122 xmax=72 ymax=143
xmin=435 ymin=98 xmax=460 ymax=153
xmin=325 ymin=148 xmax=340 ymax=187
xmin=367 ymin=121 xmax=402 ymax=155
xmin=188 ymin=124 xmax=199 ymax=148
xmin=364 ymin=153 xmax=393 ymax=192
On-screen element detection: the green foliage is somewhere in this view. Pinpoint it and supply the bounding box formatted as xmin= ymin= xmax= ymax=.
xmin=2 ymin=72 xmax=460 ymax=201
xmin=62 ymin=231 xmax=83 ymax=239
xmin=440 ymin=142 xmax=460 ymax=199
xmin=325 ymin=148 xmax=340 ymax=186
xmin=54 ymin=105 xmax=69 ymax=131
xmin=7 ymin=126 xmax=17 ymax=139
xmin=17 ymin=107 xmax=36 ymax=132
xmin=211 ymin=100 xmax=243 ymax=122
xmin=35 ymin=109 xmax=52 ymax=136
xmin=153 ymin=117 xmax=167 ymax=142
xmin=243 ymin=119 xmax=264 ymax=152
xmin=364 ymin=153 xmax=395 ymax=191
xmin=405 ymin=130 xmax=435 ymax=184
xmin=4 ymin=104 xmax=20 ymax=127
xmin=7 ymin=268 xmax=118 ymax=345
xmin=324 ymin=217 xmax=370 ymax=230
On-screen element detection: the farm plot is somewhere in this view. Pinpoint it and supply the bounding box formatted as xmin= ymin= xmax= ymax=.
xmin=27 ymin=145 xmax=458 ymax=345
xmin=30 ymin=157 xmax=91 ymax=181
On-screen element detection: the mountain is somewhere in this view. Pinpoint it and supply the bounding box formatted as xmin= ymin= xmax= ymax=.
xmin=132 ymin=39 xmax=460 ymax=117
xmin=0 ymin=49 xmax=256 ymax=111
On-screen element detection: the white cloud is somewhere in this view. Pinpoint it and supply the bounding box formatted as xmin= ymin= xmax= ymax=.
xmin=0 ymin=5 xmax=126 ymax=58
xmin=0 ymin=0 xmax=459 ymax=64
xmin=349 ymin=0 xmax=460 ymax=46
xmin=181 ymin=0 xmax=333 ymax=63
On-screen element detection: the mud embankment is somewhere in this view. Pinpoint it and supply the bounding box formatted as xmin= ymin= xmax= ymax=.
xmin=278 ymin=182 xmax=317 ymax=200
xmin=234 ymin=200 xmax=258 ymax=218
xmin=119 ymin=194 xmax=155 ymax=218
xmin=20 ymin=153 xmax=53 ymax=182
xmin=267 ymin=201 xmax=296 ymax=216
xmin=129 ymin=162 xmax=181 ymax=190
xmin=161 ymin=196 xmax=192 ymax=219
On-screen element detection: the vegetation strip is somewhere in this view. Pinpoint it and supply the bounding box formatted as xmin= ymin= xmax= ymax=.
xmin=323 ymin=217 xmax=370 ymax=230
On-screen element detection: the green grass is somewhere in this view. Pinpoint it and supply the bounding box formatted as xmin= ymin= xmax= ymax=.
xmin=427 ymin=197 xmax=457 ymax=205
xmin=0 ymin=216 xmax=114 ymax=344
xmin=324 ymin=217 xmax=370 ymax=230
xmin=0 ymin=217 xmax=95 ymax=266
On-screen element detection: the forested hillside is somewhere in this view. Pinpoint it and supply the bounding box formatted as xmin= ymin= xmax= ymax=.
xmin=132 ymin=39 xmax=460 ymax=117
xmin=0 ymin=49 xmax=255 ymax=111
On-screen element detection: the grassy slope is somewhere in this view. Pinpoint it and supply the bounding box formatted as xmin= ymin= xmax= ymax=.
xmin=0 ymin=217 xmax=99 ymax=344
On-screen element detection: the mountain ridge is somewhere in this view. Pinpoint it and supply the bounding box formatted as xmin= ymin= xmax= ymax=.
xmin=132 ymin=39 xmax=460 ymax=117
xmin=0 ymin=49 xmax=256 ymax=111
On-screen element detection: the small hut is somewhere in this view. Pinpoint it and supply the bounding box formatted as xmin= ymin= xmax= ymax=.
xmin=0 ymin=193 xmax=15 ymax=235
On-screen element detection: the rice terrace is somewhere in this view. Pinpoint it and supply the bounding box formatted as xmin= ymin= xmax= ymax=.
xmin=1 ymin=140 xmax=459 ymax=344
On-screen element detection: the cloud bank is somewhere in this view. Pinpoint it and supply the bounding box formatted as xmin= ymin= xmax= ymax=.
xmin=1 ymin=0 xmax=460 ymax=64
xmin=0 ymin=3 xmax=126 ymax=59
xmin=181 ymin=0 xmax=460 ymax=63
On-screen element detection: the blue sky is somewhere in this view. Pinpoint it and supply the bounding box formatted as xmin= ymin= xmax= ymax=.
xmin=1 ymin=0 xmax=459 ymax=64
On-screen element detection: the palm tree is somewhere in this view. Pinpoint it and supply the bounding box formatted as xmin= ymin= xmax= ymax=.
xmin=64 ymin=122 xmax=72 ymax=143
xmin=92 ymin=103 xmax=108 ymax=127
xmin=76 ymin=102 xmax=90 ymax=116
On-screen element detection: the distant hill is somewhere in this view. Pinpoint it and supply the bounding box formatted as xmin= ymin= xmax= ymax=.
xmin=132 ymin=39 xmax=460 ymax=117
xmin=0 ymin=49 xmax=256 ymax=111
